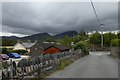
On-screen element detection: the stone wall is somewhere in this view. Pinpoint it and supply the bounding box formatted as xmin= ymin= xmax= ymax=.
xmin=111 ymin=47 xmax=120 ymax=58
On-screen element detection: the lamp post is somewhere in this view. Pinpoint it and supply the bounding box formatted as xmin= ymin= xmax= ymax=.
xmin=100 ymin=24 xmax=103 ymax=50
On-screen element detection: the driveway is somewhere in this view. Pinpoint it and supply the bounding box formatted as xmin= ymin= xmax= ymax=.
xmin=47 ymin=52 xmax=118 ymax=78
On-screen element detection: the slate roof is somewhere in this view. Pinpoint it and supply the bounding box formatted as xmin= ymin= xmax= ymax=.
xmin=20 ymin=42 xmax=69 ymax=51
xmin=54 ymin=44 xmax=69 ymax=51
xmin=39 ymin=42 xmax=69 ymax=51
xmin=22 ymin=43 xmax=35 ymax=48
xmin=38 ymin=42 xmax=54 ymax=50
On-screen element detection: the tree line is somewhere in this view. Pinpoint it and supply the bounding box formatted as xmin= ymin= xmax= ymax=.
xmin=1 ymin=31 xmax=120 ymax=54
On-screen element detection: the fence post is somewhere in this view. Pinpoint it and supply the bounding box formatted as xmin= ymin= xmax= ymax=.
xmin=0 ymin=61 xmax=2 ymax=80
xmin=12 ymin=61 xmax=17 ymax=77
xmin=10 ymin=59 xmax=13 ymax=78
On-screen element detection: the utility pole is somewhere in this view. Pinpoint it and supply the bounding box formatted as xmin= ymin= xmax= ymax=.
xmin=90 ymin=0 xmax=103 ymax=50
xmin=100 ymin=24 xmax=104 ymax=50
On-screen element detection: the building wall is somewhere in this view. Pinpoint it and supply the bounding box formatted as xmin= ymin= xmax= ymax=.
xmin=13 ymin=43 xmax=26 ymax=50
xmin=44 ymin=47 xmax=61 ymax=54
xmin=30 ymin=44 xmax=43 ymax=57
xmin=27 ymin=49 xmax=30 ymax=52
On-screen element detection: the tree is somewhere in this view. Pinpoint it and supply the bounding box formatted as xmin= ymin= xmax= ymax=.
xmin=2 ymin=39 xmax=17 ymax=46
xmin=45 ymin=37 xmax=56 ymax=42
xmin=89 ymin=32 xmax=101 ymax=45
xmin=103 ymin=33 xmax=117 ymax=46
xmin=117 ymin=32 xmax=120 ymax=39
xmin=2 ymin=48 xmax=9 ymax=54
xmin=60 ymin=35 xmax=73 ymax=48
xmin=0 ymin=39 xmax=2 ymax=46
xmin=73 ymin=31 xmax=88 ymax=43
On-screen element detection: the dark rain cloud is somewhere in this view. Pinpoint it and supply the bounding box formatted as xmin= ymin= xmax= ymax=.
xmin=1 ymin=2 xmax=118 ymax=36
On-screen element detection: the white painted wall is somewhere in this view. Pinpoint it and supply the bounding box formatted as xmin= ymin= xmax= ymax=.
xmin=13 ymin=43 xmax=26 ymax=50
xmin=27 ymin=49 xmax=30 ymax=52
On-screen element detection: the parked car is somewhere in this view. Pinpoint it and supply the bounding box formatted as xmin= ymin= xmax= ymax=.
xmin=0 ymin=54 xmax=9 ymax=60
xmin=7 ymin=53 xmax=21 ymax=58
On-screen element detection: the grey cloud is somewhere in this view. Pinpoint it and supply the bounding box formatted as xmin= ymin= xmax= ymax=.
xmin=2 ymin=2 xmax=118 ymax=36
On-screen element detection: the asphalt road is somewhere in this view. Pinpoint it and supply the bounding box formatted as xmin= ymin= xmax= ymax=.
xmin=47 ymin=52 xmax=118 ymax=78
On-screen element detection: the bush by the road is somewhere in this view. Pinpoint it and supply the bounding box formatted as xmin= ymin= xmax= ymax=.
xmin=74 ymin=41 xmax=89 ymax=56
xmin=111 ymin=39 xmax=120 ymax=47
xmin=58 ymin=58 xmax=74 ymax=70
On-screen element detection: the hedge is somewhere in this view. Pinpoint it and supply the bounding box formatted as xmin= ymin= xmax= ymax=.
xmin=9 ymin=50 xmax=28 ymax=55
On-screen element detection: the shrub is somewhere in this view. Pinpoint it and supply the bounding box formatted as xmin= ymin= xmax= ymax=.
xmin=111 ymin=39 xmax=120 ymax=47
xmin=1 ymin=48 xmax=9 ymax=54
xmin=74 ymin=41 xmax=87 ymax=50
xmin=59 ymin=59 xmax=65 ymax=70
xmin=74 ymin=41 xmax=89 ymax=56
xmin=9 ymin=50 xmax=28 ymax=55
xmin=58 ymin=58 xmax=73 ymax=70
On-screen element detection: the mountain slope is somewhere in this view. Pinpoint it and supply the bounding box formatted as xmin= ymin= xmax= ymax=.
xmin=2 ymin=36 xmax=20 ymax=40
xmin=21 ymin=33 xmax=51 ymax=40
xmin=54 ymin=31 xmax=78 ymax=39
xmin=2 ymin=31 xmax=78 ymax=41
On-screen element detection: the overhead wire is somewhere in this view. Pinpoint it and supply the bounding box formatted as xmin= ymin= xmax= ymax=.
xmin=90 ymin=0 xmax=101 ymax=26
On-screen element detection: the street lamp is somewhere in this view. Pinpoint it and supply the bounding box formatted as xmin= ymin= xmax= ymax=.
xmin=100 ymin=24 xmax=103 ymax=50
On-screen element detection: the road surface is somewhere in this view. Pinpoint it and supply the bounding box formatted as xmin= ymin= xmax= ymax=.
xmin=47 ymin=52 xmax=118 ymax=78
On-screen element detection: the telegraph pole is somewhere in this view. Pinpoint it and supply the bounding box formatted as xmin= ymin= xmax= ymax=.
xmin=90 ymin=0 xmax=104 ymax=50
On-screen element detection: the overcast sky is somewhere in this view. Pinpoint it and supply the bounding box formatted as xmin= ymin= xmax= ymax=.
xmin=1 ymin=0 xmax=118 ymax=37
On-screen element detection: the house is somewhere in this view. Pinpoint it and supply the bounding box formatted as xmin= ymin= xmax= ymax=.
xmin=40 ymin=42 xmax=69 ymax=54
xmin=30 ymin=42 xmax=44 ymax=56
xmin=13 ymin=41 xmax=69 ymax=56
xmin=13 ymin=42 xmax=36 ymax=52
xmin=54 ymin=45 xmax=69 ymax=52
xmin=13 ymin=42 xmax=44 ymax=56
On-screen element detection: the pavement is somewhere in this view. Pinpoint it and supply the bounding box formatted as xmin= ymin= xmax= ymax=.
xmin=47 ymin=51 xmax=118 ymax=78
